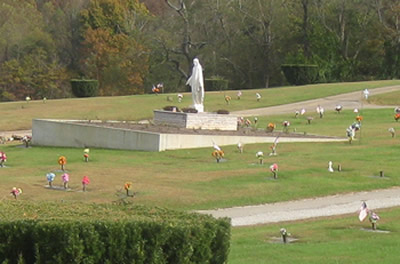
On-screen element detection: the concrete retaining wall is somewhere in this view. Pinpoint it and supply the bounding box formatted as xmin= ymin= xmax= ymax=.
xmin=32 ymin=119 xmax=161 ymax=151
xmin=32 ymin=119 xmax=347 ymax=152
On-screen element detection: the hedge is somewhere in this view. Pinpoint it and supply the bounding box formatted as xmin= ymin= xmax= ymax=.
xmin=0 ymin=202 xmax=230 ymax=264
xmin=70 ymin=79 xmax=99 ymax=97
xmin=281 ymin=64 xmax=319 ymax=85
xmin=204 ymin=78 xmax=229 ymax=91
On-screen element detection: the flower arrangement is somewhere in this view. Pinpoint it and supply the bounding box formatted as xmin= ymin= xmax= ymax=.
xmin=124 ymin=182 xmax=133 ymax=196
xmin=22 ymin=135 xmax=32 ymax=148
xmin=61 ymin=173 xmax=70 ymax=189
xmin=82 ymin=176 xmax=90 ymax=191
xmin=356 ymin=115 xmax=363 ymax=122
xmin=256 ymin=93 xmax=261 ymax=101
xmin=84 ymin=148 xmax=90 ymax=162
xmin=224 ymin=95 xmax=231 ymax=104
xmin=0 ymin=151 xmax=7 ymax=167
xmin=212 ymin=150 xmax=224 ymax=163
xmin=245 ymin=119 xmax=251 ymax=127
xmin=25 ymin=96 xmax=31 ymax=103
xmin=256 ymin=151 xmax=264 ymax=164
xmin=58 ymin=156 xmax=67 ymax=171
xmin=282 ymin=121 xmax=290 ymax=133
xmin=267 ymin=123 xmax=275 ymax=132
xmin=177 ymin=93 xmax=183 ymax=102
xmin=335 ymin=105 xmax=343 ymax=113
xmin=270 ymin=163 xmax=278 ymax=179
xmin=395 ymin=113 xmax=400 ymax=121
xmin=46 ymin=173 xmax=56 ymax=187
xmin=280 ymin=228 xmax=291 ymax=243
xmin=237 ymin=90 xmax=242 ymax=100
xmin=10 ymin=187 xmax=22 ymax=199
xmin=369 ymin=211 xmax=380 ymax=230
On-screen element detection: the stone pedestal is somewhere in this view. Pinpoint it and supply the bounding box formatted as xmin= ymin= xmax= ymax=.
xmin=153 ymin=110 xmax=238 ymax=131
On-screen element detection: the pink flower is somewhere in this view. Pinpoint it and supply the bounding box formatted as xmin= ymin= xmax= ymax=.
xmin=61 ymin=173 xmax=69 ymax=183
xmin=82 ymin=176 xmax=90 ymax=185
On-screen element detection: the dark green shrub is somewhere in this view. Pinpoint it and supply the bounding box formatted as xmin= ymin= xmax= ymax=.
xmin=163 ymin=105 xmax=180 ymax=112
xmin=70 ymin=79 xmax=99 ymax=97
xmin=205 ymin=77 xmax=229 ymax=91
xmin=216 ymin=109 xmax=230 ymax=115
xmin=0 ymin=202 xmax=230 ymax=264
xmin=281 ymin=64 xmax=319 ymax=85
xmin=182 ymin=108 xmax=198 ymax=113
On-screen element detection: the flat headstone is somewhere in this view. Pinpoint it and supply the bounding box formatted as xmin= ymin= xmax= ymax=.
xmin=360 ymin=228 xmax=390 ymax=234
xmin=269 ymin=237 xmax=299 ymax=244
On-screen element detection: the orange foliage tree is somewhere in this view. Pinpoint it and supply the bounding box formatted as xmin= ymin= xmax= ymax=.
xmin=80 ymin=0 xmax=150 ymax=96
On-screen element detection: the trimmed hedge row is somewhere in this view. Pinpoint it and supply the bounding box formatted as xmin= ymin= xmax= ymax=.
xmin=205 ymin=78 xmax=229 ymax=91
xmin=281 ymin=64 xmax=319 ymax=85
xmin=70 ymin=79 xmax=99 ymax=97
xmin=0 ymin=202 xmax=230 ymax=264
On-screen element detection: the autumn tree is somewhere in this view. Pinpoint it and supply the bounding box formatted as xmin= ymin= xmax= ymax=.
xmin=79 ymin=0 xmax=150 ymax=96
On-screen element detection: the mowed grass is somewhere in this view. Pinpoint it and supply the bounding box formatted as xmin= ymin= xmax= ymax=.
xmin=1 ymin=80 xmax=399 ymax=130
xmin=1 ymin=107 xmax=400 ymax=211
xmin=230 ymin=207 xmax=400 ymax=264
xmin=1 ymin=81 xmax=400 ymax=262
xmin=367 ymin=89 xmax=400 ymax=106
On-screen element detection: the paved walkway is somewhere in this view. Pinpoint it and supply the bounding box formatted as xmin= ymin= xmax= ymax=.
xmin=233 ymin=85 xmax=400 ymax=117
xmin=198 ymin=85 xmax=400 ymax=226
xmin=198 ymin=187 xmax=400 ymax=226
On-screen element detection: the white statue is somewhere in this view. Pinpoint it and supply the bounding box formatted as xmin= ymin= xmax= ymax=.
xmin=363 ymin=89 xmax=369 ymax=100
xmin=186 ymin=58 xmax=204 ymax=112
xmin=328 ymin=161 xmax=334 ymax=172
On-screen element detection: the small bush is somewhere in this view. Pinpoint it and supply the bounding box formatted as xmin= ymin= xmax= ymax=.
xmin=216 ymin=109 xmax=230 ymax=115
xmin=70 ymin=79 xmax=99 ymax=97
xmin=205 ymin=77 xmax=229 ymax=91
xmin=163 ymin=105 xmax=180 ymax=112
xmin=281 ymin=64 xmax=319 ymax=85
xmin=182 ymin=108 xmax=198 ymax=113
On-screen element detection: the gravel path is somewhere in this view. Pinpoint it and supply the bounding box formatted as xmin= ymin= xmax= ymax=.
xmin=197 ymin=85 xmax=400 ymax=226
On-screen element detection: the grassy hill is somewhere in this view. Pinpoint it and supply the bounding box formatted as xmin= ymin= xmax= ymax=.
xmin=1 ymin=80 xmax=399 ymax=130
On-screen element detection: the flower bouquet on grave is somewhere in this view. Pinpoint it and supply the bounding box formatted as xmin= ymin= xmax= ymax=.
xmin=224 ymin=95 xmax=232 ymax=104
xmin=280 ymin=228 xmax=291 ymax=243
xmin=83 ymin=148 xmax=90 ymax=162
xmin=0 ymin=151 xmax=7 ymax=167
xmin=267 ymin=123 xmax=275 ymax=132
xmin=61 ymin=173 xmax=70 ymax=189
xmin=46 ymin=173 xmax=56 ymax=187
xmin=395 ymin=113 xmax=400 ymax=122
xmin=282 ymin=121 xmax=290 ymax=133
xmin=212 ymin=150 xmax=224 ymax=163
xmin=82 ymin=176 xmax=90 ymax=191
xmin=10 ymin=187 xmax=22 ymax=199
xmin=270 ymin=163 xmax=278 ymax=179
xmin=22 ymin=135 xmax=32 ymax=148
xmin=58 ymin=156 xmax=67 ymax=171
xmin=369 ymin=212 xmax=380 ymax=230
xmin=256 ymin=151 xmax=264 ymax=164
xmin=356 ymin=115 xmax=363 ymax=123
xmin=124 ymin=182 xmax=134 ymax=197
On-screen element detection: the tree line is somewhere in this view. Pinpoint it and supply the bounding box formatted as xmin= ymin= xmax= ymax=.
xmin=0 ymin=0 xmax=399 ymax=101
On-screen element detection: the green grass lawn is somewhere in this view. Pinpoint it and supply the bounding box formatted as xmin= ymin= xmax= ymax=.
xmin=1 ymin=80 xmax=399 ymax=130
xmin=1 ymin=108 xmax=400 ymax=211
xmin=230 ymin=207 xmax=400 ymax=263
xmin=2 ymin=80 xmax=400 ymax=263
